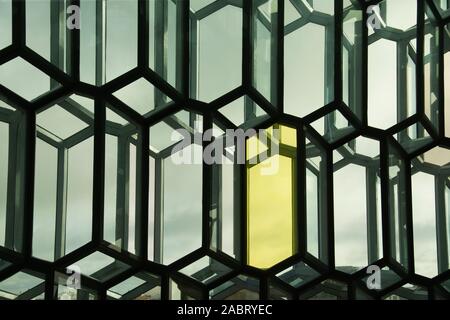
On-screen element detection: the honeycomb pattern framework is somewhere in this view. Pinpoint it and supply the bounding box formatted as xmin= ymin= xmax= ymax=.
xmin=0 ymin=0 xmax=449 ymax=300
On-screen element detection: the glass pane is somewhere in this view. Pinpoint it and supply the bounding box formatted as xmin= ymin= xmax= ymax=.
xmin=0 ymin=58 xmax=56 ymax=101
xmin=26 ymin=0 xmax=70 ymax=73
xmin=33 ymin=96 xmax=94 ymax=261
xmin=179 ymin=256 xmax=232 ymax=285
xmin=342 ymin=3 xmax=363 ymax=119
xmin=104 ymin=107 xmax=138 ymax=253
xmin=70 ymin=251 xmax=130 ymax=283
xmin=107 ymin=272 xmax=161 ymax=300
xmin=112 ymin=78 xmax=172 ymax=117
xmin=149 ymin=112 xmax=203 ymax=264
xmin=149 ymin=0 xmax=180 ymax=89
xmin=247 ymin=125 xmax=296 ymax=269
xmin=210 ymin=275 xmax=259 ymax=300
xmin=253 ymin=0 xmax=279 ymax=103
xmin=424 ymin=3 xmax=440 ymax=133
xmin=368 ymin=0 xmax=417 ymax=129
xmin=80 ymin=0 xmax=137 ymax=85
xmin=333 ymin=137 xmax=382 ymax=273
xmin=191 ymin=2 xmax=243 ymax=102
xmin=0 ymin=0 xmax=12 ymax=50
xmin=54 ymin=270 xmax=98 ymax=300
xmin=284 ymin=2 xmax=334 ymax=117
xmin=388 ymin=142 xmax=409 ymax=270
xmin=0 ymin=271 xmax=45 ymax=300
xmin=276 ymin=261 xmax=320 ymax=288
xmin=305 ymin=132 xmax=329 ymax=263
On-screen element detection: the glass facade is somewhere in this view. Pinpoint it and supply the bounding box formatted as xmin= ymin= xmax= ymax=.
xmin=0 ymin=0 xmax=449 ymax=300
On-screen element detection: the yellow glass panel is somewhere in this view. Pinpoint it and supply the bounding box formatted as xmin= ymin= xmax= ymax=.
xmin=280 ymin=125 xmax=297 ymax=147
xmin=246 ymin=134 xmax=268 ymax=160
xmin=247 ymin=154 xmax=294 ymax=269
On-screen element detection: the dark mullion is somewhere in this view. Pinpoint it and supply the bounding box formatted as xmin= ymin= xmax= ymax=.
xmin=4 ymin=119 xmax=19 ymax=250
xmin=54 ymin=147 xmax=68 ymax=260
xmin=380 ymin=139 xmax=392 ymax=262
xmin=361 ymin=1 xmax=369 ymax=126
xmin=95 ymin=0 xmax=105 ymax=86
xmin=435 ymin=175 xmax=449 ymax=273
xmin=297 ymin=126 xmax=307 ymax=257
xmin=189 ymin=16 xmax=198 ymax=99
xmin=44 ymin=269 xmax=55 ymax=300
xmin=202 ymin=112 xmax=213 ymax=249
xmin=50 ymin=0 xmax=63 ymax=88
xmin=115 ymin=134 xmax=130 ymax=250
xmin=154 ymin=0 xmax=168 ymax=85
xmin=325 ymin=147 xmax=335 ymax=269
xmin=438 ymin=24 xmax=445 ymax=138
xmin=403 ymin=158 xmax=414 ymax=274
xmin=276 ymin=0 xmax=284 ymax=112
xmin=317 ymin=148 xmax=329 ymax=265
xmin=177 ymin=0 xmax=190 ymax=97
xmin=242 ymin=0 xmax=253 ymax=90
xmin=238 ymin=139 xmax=247 ymax=265
xmin=325 ymin=21 xmax=335 ymax=109
xmin=233 ymin=151 xmax=242 ymax=262
xmin=347 ymin=15 xmax=364 ymax=121
xmin=366 ymin=166 xmax=379 ymax=263
xmin=428 ymin=21 xmax=440 ymax=133
xmin=397 ymin=40 xmax=409 ymax=142
xmin=69 ymin=0 xmax=80 ymax=81
xmin=92 ymin=98 xmax=106 ymax=245
xmin=138 ymin=0 xmax=149 ymax=70
xmin=416 ymin=0 xmax=425 ymax=117
xmin=20 ymin=109 xmax=36 ymax=258
xmin=135 ymin=125 xmax=149 ymax=259
xmin=12 ymin=0 xmax=25 ymax=50
xmin=210 ymin=162 xmax=222 ymax=251
xmin=153 ymin=157 xmax=164 ymax=263
xmin=334 ymin=0 xmax=343 ymax=104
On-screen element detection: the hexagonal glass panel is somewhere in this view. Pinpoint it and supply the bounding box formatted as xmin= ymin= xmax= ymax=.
xmin=0 ymin=101 xmax=25 ymax=251
xmin=178 ymin=256 xmax=232 ymax=285
xmin=304 ymin=132 xmax=329 ymax=263
xmin=218 ymin=95 xmax=268 ymax=128
xmin=54 ymin=270 xmax=98 ymax=300
xmin=384 ymin=283 xmax=428 ymax=300
xmin=33 ymin=95 xmax=94 ymax=261
xmin=247 ymin=124 xmax=297 ymax=269
xmin=191 ymin=1 xmax=243 ymax=102
xmin=361 ymin=266 xmax=401 ymax=291
xmin=299 ymin=279 xmax=348 ymax=300
xmin=80 ymin=0 xmax=137 ymax=85
xmin=210 ymin=275 xmax=259 ymax=300
xmin=103 ymin=106 xmax=139 ymax=253
xmin=148 ymin=111 xmax=203 ymax=264
xmin=69 ymin=251 xmax=130 ymax=283
xmin=25 ymin=0 xmax=72 ymax=73
xmin=107 ymin=272 xmax=161 ymax=300
xmin=112 ymin=78 xmax=172 ymax=117
xmin=276 ymin=261 xmax=320 ymax=288
xmin=410 ymin=146 xmax=450 ymax=278
xmin=311 ymin=110 xmax=355 ymax=144
xmin=0 ymin=0 xmax=12 ymax=50
xmin=0 ymin=270 xmax=45 ymax=300
xmin=0 ymin=57 xmax=58 ymax=101
xmin=333 ymin=137 xmax=382 ymax=273
xmin=284 ymin=5 xmax=334 ymax=118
